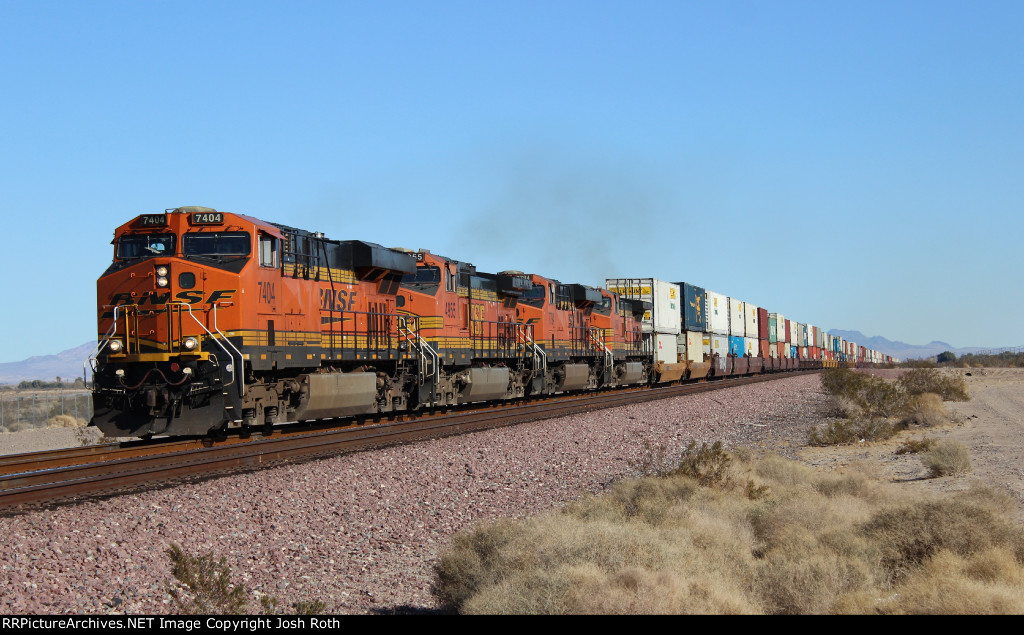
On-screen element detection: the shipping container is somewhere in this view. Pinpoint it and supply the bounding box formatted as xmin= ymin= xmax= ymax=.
xmin=728 ymin=335 xmax=745 ymax=357
xmin=706 ymin=290 xmax=730 ymax=335
xmin=605 ymin=278 xmax=680 ymax=335
xmin=768 ymin=315 xmax=778 ymax=343
xmin=770 ymin=313 xmax=785 ymax=342
xmin=729 ymin=298 xmax=745 ymax=337
xmin=745 ymin=304 xmax=758 ymax=339
xmin=685 ymin=331 xmax=704 ymax=363
xmin=676 ymin=282 xmax=707 ymax=332
xmin=745 ymin=337 xmax=758 ymax=357
xmin=757 ymin=307 xmax=769 ymax=340
xmin=653 ymin=333 xmax=677 ymax=364
xmin=785 ymin=319 xmax=792 ymax=344
xmin=760 ymin=339 xmax=772 ymax=358
xmin=711 ymin=333 xmax=729 ymax=374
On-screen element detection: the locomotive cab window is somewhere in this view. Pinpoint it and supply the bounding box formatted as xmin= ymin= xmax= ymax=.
xmin=116 ymin=233 xmax=176 ymax=259
xmin=520 ymin=283 xmax=546 ymax=308
xmin=259 ymin=233 xmax=278 ymax=268
xmin=183 ymin=232 xmax=252 ymax=257
xmin=400 ymin=265 xmax=441 ymax=295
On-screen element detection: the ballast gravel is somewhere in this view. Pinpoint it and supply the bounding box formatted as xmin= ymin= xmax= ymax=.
xmin=0 ymin=374 xmax=828 ymax=615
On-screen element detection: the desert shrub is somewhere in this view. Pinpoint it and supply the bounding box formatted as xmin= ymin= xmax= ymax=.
xmin=167 ymin=544 xmax=250 ymax=615
xmin=820 ymin=369 xmax=907 ymax=418
xmin=666 ymin=441 xmax=731 ymax=486
xmin=819 ymin=368 xmax=867 ymax=400
xmin=898 ymin=368 xmax=969 ymax=401
xmin=895 ymin=437 xmax=936 ymax=455
xmin=899 ymin=393 xmax=952 ymax=428
xmin=921 ymin=440 xmax=972 ymax=477
xmin=166 ymin=544 xmax=325 ymax=615
xmin=860 ymin=496 xmax=1024 ymax=579
xmin=858 ymin=378 xmax=907 ymax=418
xmin=808 ymin=418 xmax=900 ymax=446
xmin=47 ymin=414 xmax=86 ymax=428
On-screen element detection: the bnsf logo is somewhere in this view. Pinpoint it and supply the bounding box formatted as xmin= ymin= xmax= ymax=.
xmin=320 ymin=288 xmax=358 ymax=311
xmin=102 ymin=290 xmax=235 ymax=317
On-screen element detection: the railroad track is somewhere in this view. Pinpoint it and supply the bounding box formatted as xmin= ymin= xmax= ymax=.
xmin=0 ymin=370 xmax=816 ymax=511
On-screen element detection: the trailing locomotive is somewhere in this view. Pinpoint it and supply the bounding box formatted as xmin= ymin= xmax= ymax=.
xmin=88 ymin=207 xmax=893 ymax=439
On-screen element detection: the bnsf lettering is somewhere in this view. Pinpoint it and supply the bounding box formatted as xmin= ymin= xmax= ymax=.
xmin=105 ymin=290 xmax=235 ymax=306
xmin=257 ymin=281 xmax=276 ymax=305
xmin=320 ymin=288 xmax=358 ymax=311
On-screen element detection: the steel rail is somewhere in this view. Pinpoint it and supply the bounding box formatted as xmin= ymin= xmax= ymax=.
xmin=0 ymin=370 xmax=816 ymax=510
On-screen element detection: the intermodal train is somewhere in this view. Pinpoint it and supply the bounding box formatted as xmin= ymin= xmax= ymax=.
xmin=87 ymin=207 xmax=894 ymax=438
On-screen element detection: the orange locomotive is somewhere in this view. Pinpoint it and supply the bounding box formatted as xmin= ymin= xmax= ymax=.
xmin=89 ymin=207 xmax=651 ymax=438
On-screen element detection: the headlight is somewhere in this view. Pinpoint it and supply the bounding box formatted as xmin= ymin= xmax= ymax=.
xmin=155 ymin=265 xmax=169 ymax=277
xmin=156 ymin=276 xmax=169 ymax=287
xmin=182 ymin=336 xmax=198 ymax=351
xmin=107 ymin=339 xmax=123 ymax=353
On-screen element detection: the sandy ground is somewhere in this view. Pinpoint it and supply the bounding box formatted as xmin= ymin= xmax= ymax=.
xmin=796 ymin=367 xmax=1024 ymax=523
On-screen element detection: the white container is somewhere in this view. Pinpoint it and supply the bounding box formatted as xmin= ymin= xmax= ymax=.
xmin=745 ymin=337 xmax=758 ymax=357
xmin=728 ymin=298 xmax=745 ymax=337
xmin=784 ymin=342 xmax=792 ymax=358
xmin=789 ymin=322 xmax=799 ymax=346
xmin=605 ymin=278 xmax=681 ymax=335
xmin=685 ymin=331 xmax=704 ymax=363
xmin=653 ymin=332 xmax=678 ymax=364
xmin=706 ymin=290 xmax=729 ymax=335
xmin=711 ymin=333 xmax=729 ymax=372
xmin=745 ymin=304 xmax=758 ymax=340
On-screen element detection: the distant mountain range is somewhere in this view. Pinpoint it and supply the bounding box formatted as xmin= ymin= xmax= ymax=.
xmin=0 ymin=342 xmax=96 ymax=385
xmin=0 ymin=332 xmax=1017 ymax=384
xmin=828 ymin=330 xmax=1012 ymax=361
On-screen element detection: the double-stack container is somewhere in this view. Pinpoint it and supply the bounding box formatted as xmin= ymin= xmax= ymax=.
xmin=675 ymin=282 xmax=711 ymax=378
xmin=606 ymin=278 xmax=683 ymax=376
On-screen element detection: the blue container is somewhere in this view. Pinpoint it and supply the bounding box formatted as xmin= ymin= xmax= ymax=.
xmin=728 ymin=336 xmax=745 ymax=357
xmin=675 ymin=282 xmax=707 ymax=332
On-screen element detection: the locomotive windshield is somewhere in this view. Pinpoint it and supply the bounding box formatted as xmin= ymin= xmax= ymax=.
xmin=400 ymin=265 xmax=441 ymax=294
xmin=116 ymin=233 xmax=176 ymax=259
xmin=183 ymin=232 xmax=251 ymax=257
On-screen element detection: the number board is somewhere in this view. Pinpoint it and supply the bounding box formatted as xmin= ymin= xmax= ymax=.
xmin=137 ymin=214 xmax=168 ymax=227
xmin=191 ymin=211 xmax=225 ymax=225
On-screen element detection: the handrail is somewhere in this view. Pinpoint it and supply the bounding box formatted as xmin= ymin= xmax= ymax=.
xmin=84 ymin=304 xmax=123 ymax=381
xmin=399 ymin=317 xmax=440 ymax=402
xmin=181 ymin=303 xmax=244 ymax=399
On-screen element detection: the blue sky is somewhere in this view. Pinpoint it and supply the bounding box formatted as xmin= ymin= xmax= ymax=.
xmin=1 ymin=0 xmax=1021 ymax=362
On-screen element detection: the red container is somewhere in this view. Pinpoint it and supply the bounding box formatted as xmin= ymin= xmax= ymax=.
xmin=784 ymin=319 xmax=791 ymax=343
xmin=759 ymin=338 xmax=771 ymax=358
xmin=776 ymin=342 xmax=785 ymax=358
xmin=757 ymin=308 xmax=769 ymax=340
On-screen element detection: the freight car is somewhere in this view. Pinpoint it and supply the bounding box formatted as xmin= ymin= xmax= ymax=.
xmin=87 ymin=207 xmax=890 ymax=439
